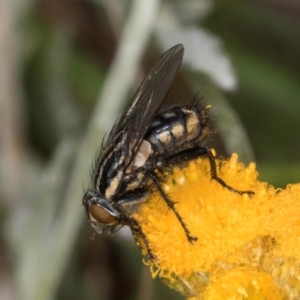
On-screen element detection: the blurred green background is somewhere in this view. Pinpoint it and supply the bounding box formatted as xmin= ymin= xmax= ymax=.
xmin=0 ymin=0 xmax=299 ymax=299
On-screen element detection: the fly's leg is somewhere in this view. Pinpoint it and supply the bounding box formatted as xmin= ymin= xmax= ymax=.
xmin=114 ymin=192 xmax=157 ymax=260
xmin=167 ymin=147 xmax=254 ymax=196
xmin=150 ymin=174 xmax=198 ymax=243
xmin=150 ymin=147 xmax=254 ymax=245
xmin=115 ymin=204 xmax=157 ymax=260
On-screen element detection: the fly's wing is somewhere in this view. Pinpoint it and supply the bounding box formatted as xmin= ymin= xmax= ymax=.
xmin=110 ymin=44 xmax=184 ymax=167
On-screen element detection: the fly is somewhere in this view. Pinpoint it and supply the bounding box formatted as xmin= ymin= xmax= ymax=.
xmin=82 ymin=44 xmax=254 ymax=259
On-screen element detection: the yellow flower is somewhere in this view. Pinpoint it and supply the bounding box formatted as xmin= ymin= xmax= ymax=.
xmin=133 ymin=153 xmax=300 ymax=299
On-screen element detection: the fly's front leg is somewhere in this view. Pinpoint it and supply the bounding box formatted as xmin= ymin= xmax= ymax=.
xmin=114 ymin=191 xmax=157 ymax=260
xmin=167 ymin=147 xmax=254 ymax=196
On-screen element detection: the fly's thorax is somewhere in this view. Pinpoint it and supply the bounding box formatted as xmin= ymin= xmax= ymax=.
xmin=93 ymin=133 xmax=127 ymax=199
xmin=120 ymin=170 xmax=147 ymax=192
xmin=96 ymin=132 xmax=154 ymax=199
xmin=118 ymin=140 xmax=154 ymax=194
xmin=145 ymin=103 xmax=211 ymax=156
xmin=125 ymin=140 xmax=153 ymax=172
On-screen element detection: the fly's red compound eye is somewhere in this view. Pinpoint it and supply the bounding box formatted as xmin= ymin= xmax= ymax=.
xmin=89 ymin=204 xmax=118 ymax=225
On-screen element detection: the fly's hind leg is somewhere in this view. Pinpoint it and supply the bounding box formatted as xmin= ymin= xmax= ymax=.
xmin=148 ymin=147 xmax=254 ymax=246
xmin=167 ymin=147 xmax=254 ymax=196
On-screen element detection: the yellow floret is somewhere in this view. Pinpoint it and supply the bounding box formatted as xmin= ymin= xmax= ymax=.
xmin=133 ymin=153 xmax=300 ymax=299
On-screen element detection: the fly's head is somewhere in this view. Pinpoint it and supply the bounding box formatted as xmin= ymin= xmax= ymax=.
xmin=82 ymin=190 xmax=120 ymax=234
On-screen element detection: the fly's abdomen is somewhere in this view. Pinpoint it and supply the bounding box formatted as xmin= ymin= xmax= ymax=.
xmin=145 ymin=103 xmax=211 ymax=156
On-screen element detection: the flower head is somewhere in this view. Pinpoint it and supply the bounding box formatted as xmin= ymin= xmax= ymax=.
xmin=134 ymin=153 xmax=300 ymax=299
